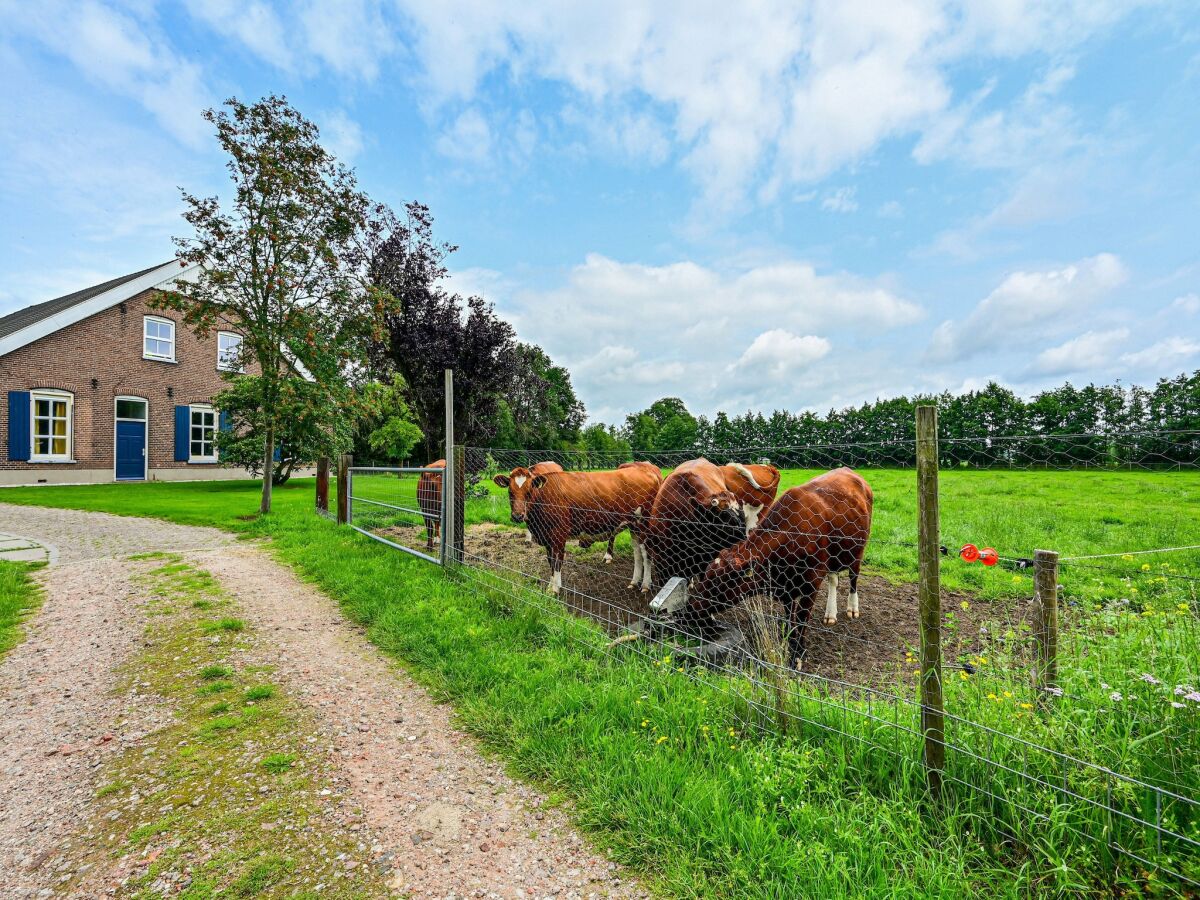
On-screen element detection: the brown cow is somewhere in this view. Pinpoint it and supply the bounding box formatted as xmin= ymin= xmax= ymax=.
xmin=636 ymin=458 xmax=780 ymax=593
xmin=493 ymin=461 xmax=565 ymax=544
xmin=525 ymin=461 xmax=663 ymax=594
xmin=416 ymin=459 xmax=445 ymax=551
xmin=679 ymin=467 xmax=873 ymax=667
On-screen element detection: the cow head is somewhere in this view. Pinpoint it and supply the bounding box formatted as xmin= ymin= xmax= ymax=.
xmin=678 ymin=548 xmax=756 ymax=637
xmin=493 ymin=467 xmax=539 ymax=523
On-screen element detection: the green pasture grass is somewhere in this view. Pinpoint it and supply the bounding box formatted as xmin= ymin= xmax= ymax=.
xmin=2 ymin=473 xmax=1198 ymax=894
xmin=0 ymin=559 xmax=44 ymax=660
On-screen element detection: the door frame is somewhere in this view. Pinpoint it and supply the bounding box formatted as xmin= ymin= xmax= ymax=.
xmin=113 ymin=395 xmax=149 ymax=481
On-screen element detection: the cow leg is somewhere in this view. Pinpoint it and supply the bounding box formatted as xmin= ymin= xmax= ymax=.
xmin=525 ymin=529 xmax=532 ymax=545
xmin=629 ymin=535 xmax=643 ymax=589
xmin=604 ymin=531 xmax=615 ymax=564
xmin=848 ymin=544 xmax=864 ymax=619
xmin=548 ymin=539 xmax=565 ymax=595
xmin=786 ymin=570 xmax=823 ymax=669
xmin=640 ymin=550 xmax=653 ymax=593
xmin=822 ymin=572 xmax=839 ymax=625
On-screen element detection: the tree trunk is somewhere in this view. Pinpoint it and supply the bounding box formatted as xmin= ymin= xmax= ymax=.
xmin=260 ymin=422 xmax=275 ymax=515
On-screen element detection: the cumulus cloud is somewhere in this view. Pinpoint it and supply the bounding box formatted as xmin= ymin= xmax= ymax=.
xmin=5 ymin=1 xmax=213 ymax=147
xmin=1120 ymin=337 xmax=1200 ymax=371
xmin=926 ymin=253 xmax=1127 ymax=363
xmin=732 ymin=330 xmax=831 ymax=378
xmin=436 ymin=108 xmax=494 ymax=164
xmin=1028 ymin=328 xmax=1130 ymax=376
xmin=185 ymin=0 xmax=294 ymax=71
xmin=487 ymin=253 xmax=920 ymax=416
xmin=821 ymin=188 xmax=859 ymax=214
xmin=1169 ymin=293 xmax=1200 ymax=315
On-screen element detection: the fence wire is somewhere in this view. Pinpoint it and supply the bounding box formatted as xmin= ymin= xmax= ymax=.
xmin=332 ymin=430 xmax=1200 ymax=889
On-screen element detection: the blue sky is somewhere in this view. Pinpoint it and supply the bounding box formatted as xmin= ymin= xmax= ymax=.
xmin=2 ymin=1 xmax=1198 ymax=424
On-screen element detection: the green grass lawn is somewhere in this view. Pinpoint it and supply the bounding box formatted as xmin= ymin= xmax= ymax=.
xmin=0 ymin=559 xmax=44 ymax=659
xmin=1 ymin=473 xmax=1197 ymax=896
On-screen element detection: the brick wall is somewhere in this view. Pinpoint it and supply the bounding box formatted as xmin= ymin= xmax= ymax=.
xmin=1 ymin=289 xmax=256 ymax=480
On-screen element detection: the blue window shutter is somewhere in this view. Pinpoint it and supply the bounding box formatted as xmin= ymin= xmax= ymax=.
xmin=218 ymin=410 xmax=231 ymax=461
xmin=174 ymin=406 xmax=190 ymax=461
xmin=7 ymin=391 xmax=31 ymax=461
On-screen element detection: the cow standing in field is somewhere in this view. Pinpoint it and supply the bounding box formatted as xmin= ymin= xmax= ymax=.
xmin=678 ymin=467 xmax=873 ymax=668
xmin=525 ymin=462 xmax=663 ymax=594
xmin=416 ymin=459 xmax=445 ymax=552
xmin=493 ymin=461 xmax=565 ymax=545
xmin=635 ymin=458 xmax=781 ymax=593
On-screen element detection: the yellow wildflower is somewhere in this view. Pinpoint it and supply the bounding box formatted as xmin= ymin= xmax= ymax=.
xmin=960 ymin=600 xmax=970 ymax=611
xmin=656 ymin=735 xmax=668 ymax=745
xmin=1020 ymin=702 xmax=1033 ymax=710
xmin=959 ymin=671 xmax=969 ymax=681
xmin=1141 ymin=563 xmax=1151 ymax=571
xmin=640 ymin=720 xmax=649 ymax=728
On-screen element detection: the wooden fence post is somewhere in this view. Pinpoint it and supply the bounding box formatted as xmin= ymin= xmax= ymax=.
xmin=336 ymin=453 xmax=352 ymax=525
xmin=1034 ymin=549 xmax=1060 ymax=693
xmin=316 ymin=457 xmax=330 ymax=513
xmin=916 ymin=404 xmax=945 ymax=800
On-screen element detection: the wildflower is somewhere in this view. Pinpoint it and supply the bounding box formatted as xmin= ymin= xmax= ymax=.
xmin=640 ymin=720 xmax=649 ymax=728
xmin=1178 ymin=603 xmax=1190 ymax=612
xmin=1003 ymin=691 xmax=1013 ymax=699
xmin=677 ymin=667 xmax=685 ymax=673
xmin=1044 ymin=686 xmax=1063 ymax=697
xmin=979 ymin=657 xmax=988 ymax=665
xmin=913 ymin=669 xmax=921 ymax=677
xmin=1141 ymin=563 xmax=1151 ymax=572
xmin=730 ymin=744 xmax=738 ymax=750
xmin=656 ymin=735 xmax=668 ymax=745
xmin=1110 ymin=691 xmax=1123 ymax=702
xmin=1139 ymin=673 xmax=1162 ymax=686
xmin=1020 ymin=702 xmax=1033 ymax=710
xmin=1172 ymin=702 xmax=1186 ymax=710
xmin=701 ymin=725 xmax=710 ymax=733
xmin=1121 ymin=555 xmax=1135 ymax=562
xmin=959 ymin=671 xmax=969 ymax=681
xmin=987 ymin=693 xmax=998 ymax=700
xmin=728 ymin=727 xmax=737 ymax=737
xmin=1102 ymin=683 xmax=1111 ymax=691
xmin=1187 ymin=692 xmax=1200 ymax=704
xmin=1130 ymin=587 xmax=1139 ymax=595
xmin=960 ymin=600 xmax=970 ymax=611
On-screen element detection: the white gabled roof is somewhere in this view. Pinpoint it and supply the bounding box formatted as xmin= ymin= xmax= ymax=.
xmin=0 ymin=260 xmax=200 ymax=357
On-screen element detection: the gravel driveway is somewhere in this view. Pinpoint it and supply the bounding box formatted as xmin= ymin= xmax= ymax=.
xmin=0 ymin=504 xmax=642 ymax=898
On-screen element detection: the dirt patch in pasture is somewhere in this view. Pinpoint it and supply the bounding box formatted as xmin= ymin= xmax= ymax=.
xmin=381 ymin=522 xmax=1032 ymax=690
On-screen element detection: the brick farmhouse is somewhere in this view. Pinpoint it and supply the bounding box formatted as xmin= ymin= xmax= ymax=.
xmin=0 ymin=260 xmax=260 ymax=486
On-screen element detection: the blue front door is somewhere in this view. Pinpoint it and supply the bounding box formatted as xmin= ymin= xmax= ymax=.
xmin=115 ymin=420 xmax=146 ymax=480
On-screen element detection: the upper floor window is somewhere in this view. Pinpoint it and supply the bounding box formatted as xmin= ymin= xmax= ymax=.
xmin=143 ymin=316 xmax=176 ymax=361
xmin=217 ymin=331 xmax=243 ymax=371
xmin=31 ymin=390 xmax=72 ymax=461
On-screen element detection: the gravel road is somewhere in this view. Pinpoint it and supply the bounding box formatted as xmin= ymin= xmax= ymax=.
xmin=0 ymin=504 xmax=642 ymax=898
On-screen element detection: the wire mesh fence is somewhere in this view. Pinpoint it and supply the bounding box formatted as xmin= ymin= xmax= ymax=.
xmin=326 ymin=418 xmax=1200 ymax=889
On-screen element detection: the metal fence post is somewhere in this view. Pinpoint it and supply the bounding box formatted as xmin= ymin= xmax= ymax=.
xmin=1034 ymin=549 xmax=1060 ymax=693
xmin=336 ymin=453 xmax=353 ymax=525
xmin=916 ymin=404 xmax=945 ymax=800
xmin=443 ymin=370 xmax=456 ymax=566
xmin=316 ymin=457 xmax=330 ymax=513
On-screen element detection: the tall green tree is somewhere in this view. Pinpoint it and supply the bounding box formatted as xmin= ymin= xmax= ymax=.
xmin=162 ymin=95 xmax=396 ymax=513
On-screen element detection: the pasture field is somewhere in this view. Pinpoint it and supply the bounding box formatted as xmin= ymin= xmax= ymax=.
xmin=1 ymin=470 xmax=1198 ymax=896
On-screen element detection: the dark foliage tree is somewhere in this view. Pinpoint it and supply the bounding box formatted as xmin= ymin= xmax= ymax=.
xmin=367 ymin=204 xmax=520 ymax=461
xmin=493 ymin=343 xmax=586 ymax=450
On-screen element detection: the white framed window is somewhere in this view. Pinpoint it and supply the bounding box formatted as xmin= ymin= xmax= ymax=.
xmin=217 ymin=331 xmax=243 ymax=371
xmin=31 ymin=389 xmax=73 ymax=461
xmin=143 ymin=315 xmax=176 ymax=361
xmin=189 ymin=405 xmax=217 ymax=462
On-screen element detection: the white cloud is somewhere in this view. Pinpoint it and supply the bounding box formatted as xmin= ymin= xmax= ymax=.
xmin=1169 ymin=293 xmax=1200 ymax=315
xmin=731 ymin=329 xmax=831 ymax=378
xmin=1120 ymin=337 xmax=1200 ymax=371
xmin=1029 ymin=328 xmax=1130 ymax=376
xmin=436 ymin=108 xmax=494 ymax=164
xmin=4 ymin=1 xmax=213 ymax=147
xmin=489 ymin=253 xmax=920 ymax=416
xmin=821 ymin=187 xmax=859 ymax=214
xmin=185 ymin=0 xmax=294 ymax=71
xmin=926 ymin=253 xmax=1127 ymax=363
xmin=878 ymin=200 xmax=904 ymax=218
xmin=298 ymin=0 xmax=394 ymax=80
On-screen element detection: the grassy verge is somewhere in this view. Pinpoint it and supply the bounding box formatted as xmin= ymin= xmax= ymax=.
xmin=67 ymin=553 xmax=387 ymax=898
xmin=2 ymin=477 xmax=1197 ymax=894
xmin=0 ymin=559 xmax=45 ymax=659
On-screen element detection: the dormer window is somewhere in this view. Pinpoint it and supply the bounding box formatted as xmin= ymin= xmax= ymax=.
xmin=143 ymin=315 xmax=176 ymax=361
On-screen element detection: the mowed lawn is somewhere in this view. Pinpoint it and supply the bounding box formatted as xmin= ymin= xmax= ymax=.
xmin=1 ymin=471 xmax=1197 ymax=896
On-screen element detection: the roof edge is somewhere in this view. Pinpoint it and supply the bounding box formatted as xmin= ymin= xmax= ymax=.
xmin=0 ymin=260 xmax=200 ymax=358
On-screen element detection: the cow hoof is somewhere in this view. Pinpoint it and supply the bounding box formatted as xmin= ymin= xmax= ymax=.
xmin=641 ymin=586 xmax=650 ymax=595
xmin=848 ymin=609 xmax=860 ymax=619
xmin=823 ymin=616 xmax=837 ymax=626
xmin=604 ymin=554 xmax=613 ymax=565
